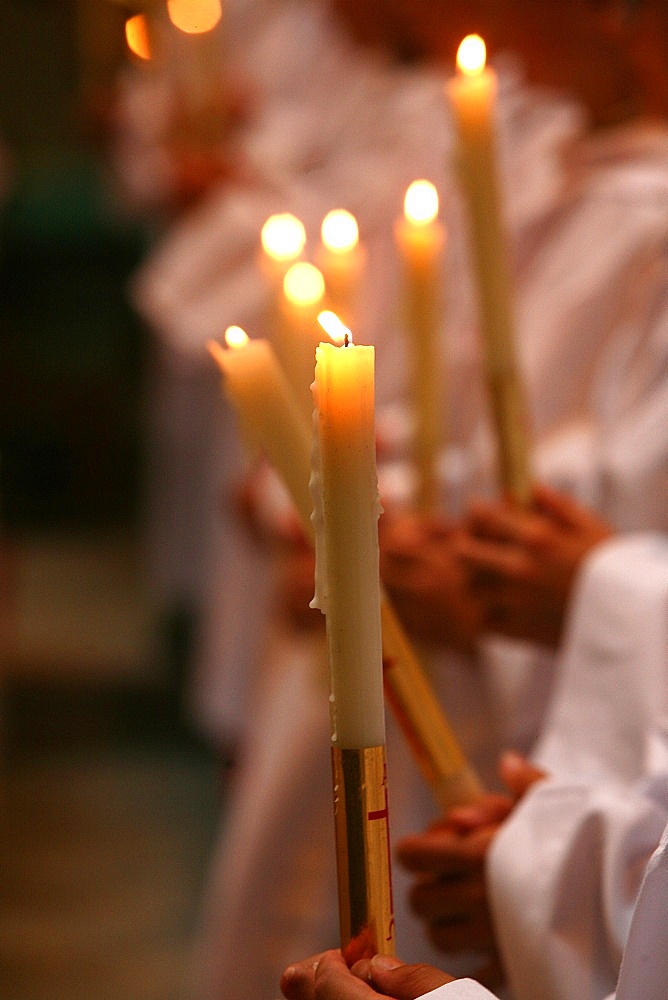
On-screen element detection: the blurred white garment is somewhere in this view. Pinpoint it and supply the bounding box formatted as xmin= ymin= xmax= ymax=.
xmin=418 ymin=811 xmax=668 ymax=1000
xmin=418 ymin=981 xmax=498 ymax=1000
xmin=416 ymin=821 xmax=668 ymax=1000
xmin=488 ymin=534 xmax=668 ymax=1000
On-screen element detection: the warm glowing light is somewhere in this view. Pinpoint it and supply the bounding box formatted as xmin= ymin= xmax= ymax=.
xmin=261 ymin=213 xmax=307 ymax=262
xmin=224 ymin=325 xmax=249 ymax=349
xmin=457 ymin=34 xmax=486 ymax=76
xmin=283 ymin=263 xmax=326 ymax=307
xmin=167 ymin=0 xmax=222 ymax=35
xmin=318 ymin=310 xmax=352 ymax=346
xmin=321 ymin=210 xmax=359 ymax=254
xmin=404 ymin=180 xmax=439 ymax=226
xmin=125 ymin=14 xmax=152 ymax=61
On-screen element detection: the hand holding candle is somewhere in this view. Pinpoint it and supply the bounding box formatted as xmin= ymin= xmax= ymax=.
xmin=447 ymin=35 xmax=532 ymax=506
xmin=395 ymin=180 xmax=446 ymax=514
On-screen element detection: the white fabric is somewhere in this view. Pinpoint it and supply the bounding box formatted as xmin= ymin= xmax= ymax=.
xmin=417 ymin=817 xmax=668 ymax=1000
xmin=615 ymin=821 xmax=668 ymax=1000
xmin=535 ymin=535 xmax=668 ymax=783
xmin=419 ymin=820 xmax=668 ymax=1000
xmin=488 ymin=536 xmax=668 ymax=1000
xmin=418 ymin=980 xmax=499 ymax=1000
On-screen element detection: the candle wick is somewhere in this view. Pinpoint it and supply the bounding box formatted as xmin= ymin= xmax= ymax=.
xmin=344 ymin=333 xmax=350 ymax=348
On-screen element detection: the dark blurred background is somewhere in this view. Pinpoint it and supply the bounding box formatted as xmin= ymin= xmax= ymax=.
xmin=0 ymin=4 xmax=219 ymax=997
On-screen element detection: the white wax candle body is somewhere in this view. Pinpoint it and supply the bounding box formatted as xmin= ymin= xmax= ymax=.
xmin=209 ymin=337 xmax=314 ymax=529
xmin=312 ymin=342 xmax=385 ymax=750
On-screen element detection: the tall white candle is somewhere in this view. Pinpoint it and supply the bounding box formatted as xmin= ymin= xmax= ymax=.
xmin=446 ymin=34 xmax=531 ymax=505
xmin=208 ymin=327 xmax=314 ymax=529
xmin=311 ymin=328 xmax=385 ymax=750
xmin=316 ymin=209 xmax=365 ymax=329
xmin=394 ymin=180 xmax=446 ymax=513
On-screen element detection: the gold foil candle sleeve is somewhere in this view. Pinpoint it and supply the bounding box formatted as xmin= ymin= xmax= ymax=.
xmin=331 ymin=745 xmax=395 ymax=964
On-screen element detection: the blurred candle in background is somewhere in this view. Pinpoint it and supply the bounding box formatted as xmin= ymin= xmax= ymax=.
xmin=277 ymin=261 xmax=326 ymax=421
xmin=394 ymin=180 xmax=445 ymax=513
xmin=125 ymin=14 xmax=154 ymax=63
xmin=166 ymin=0 xmax=226 ymax=146
xmin=208 ymin=327 xmax=313 ymax=526
xmin=446 ymin=34 xmax=531 ymax=505
xmin=260 ymin=212 xmax=307 ymax=290
xmin=317 ymin=209 xmax=365 ymax=329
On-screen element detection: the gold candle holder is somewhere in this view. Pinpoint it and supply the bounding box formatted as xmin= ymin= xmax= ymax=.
xmin=332 ymin=745 xmax=395 ymax=965
xmin=380 ymin=599 xmax=484 ymax=810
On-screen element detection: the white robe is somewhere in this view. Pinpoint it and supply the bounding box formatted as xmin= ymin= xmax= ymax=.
xmin=487 ymin=535 xmax=668 ymax=1000
xmin=419 ymin=815 xmax=668 ymax=1000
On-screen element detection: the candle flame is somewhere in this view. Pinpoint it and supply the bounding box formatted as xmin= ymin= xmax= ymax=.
xmin=321 ymin=209 xmax=359 ymax=254
xmin=125 ymin=14 xmax=152 ymax=61
xmin=318 ymin=310 xmax=352 ymax=346
xmin=167 ymin=0 xmax=222 ymax=35
xmin=283 ymin=262 xmax=326 ymax=307
xmin=223 ymin=325 xmax=249 ymax=349
xmin=404 ymin=180 xmax=439 ymax=226
xmin=457 ymin=34 xmax=486 ymax=76
xmin=261 ymin=213 xmax=307 ymax=262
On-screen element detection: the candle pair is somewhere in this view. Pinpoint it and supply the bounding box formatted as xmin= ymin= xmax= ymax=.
xmin=209 ymin=317 xmax=483 ymax=960
xmin=260 ymin=210 xmax=363 ymax=421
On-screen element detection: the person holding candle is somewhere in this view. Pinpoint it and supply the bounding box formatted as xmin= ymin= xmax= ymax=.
xmin=375 ymin=1 xmax=668 ymax=992
xmin=377 ymin=0 xmax=668 ymax=778
xmin=278 ymin=525 xmax=668 ymax=1000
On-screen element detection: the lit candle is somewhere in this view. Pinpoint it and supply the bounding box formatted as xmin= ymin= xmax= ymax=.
xmin=394 ymin=180 xmax=446 ymax=513
xmin=260 ymin=212 xmax=307 ymax=290
xmin=446 ymin=34 xmax=532 ymax=505
xmin=311 ymin=319 xmax=394 ymax=960
xmin=277 ymin=261 xmax=326 ymax=422
xmin=311 ymin=327 xmax=385 ymax=749
xmin=316 ymin=209 xmax=365 ymax=329
xmin=207 ymin=327 xmax=313 ymax=527
xmin=166 ymin=0 xmax=225 ymax=146
xmin=125 ymin=14 xmax=154 ymax=63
